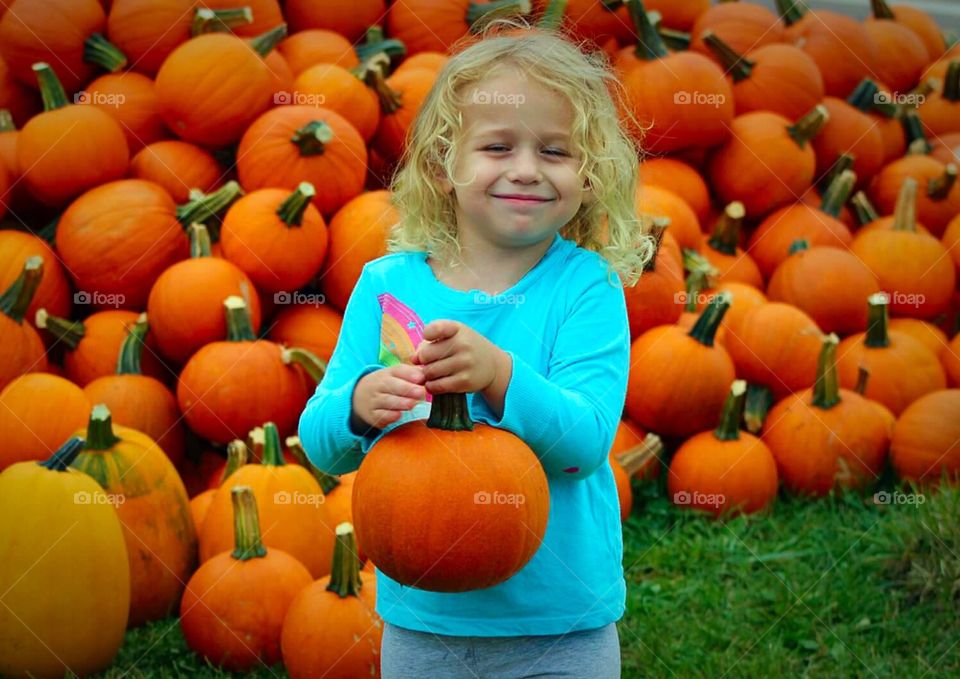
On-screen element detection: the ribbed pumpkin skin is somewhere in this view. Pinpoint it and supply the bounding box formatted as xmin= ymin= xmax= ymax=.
xmin=0 ymin=456 xmax=129 ymax=678
xmin=0 ymin=311 xmax=46 ymax=391
xmin=748 ymin=204 xmax=853 ymax=280
xmin=71 ymin=425 xmax=197 ymax=627
xmin=890 ymin=389 xmax=960 ymax=483
xmin=129 ymin=140 xmax=222 ymax=203
xmin=352 ymin=420 xmax=550 ymax=593
xmin=60 ymin=309 xmax=169 ymax=386
xmin=0 ymin=231 xmax=72 ymax=320
xmin=268 ymin=303 xmax=343 ymax=363
xmin=624 ymin=246 xmax=684 ymax=339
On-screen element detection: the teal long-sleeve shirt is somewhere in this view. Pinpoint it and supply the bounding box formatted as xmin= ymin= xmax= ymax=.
xmin=298 ymin=231 xmax=631 ymax=637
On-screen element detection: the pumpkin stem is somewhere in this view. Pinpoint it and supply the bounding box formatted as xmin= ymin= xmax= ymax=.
xmin=38 ymin=436 xmax=87 ymax=471
xmin=788 ymin=238 xmax=810 ymax=255
xmin=681 ymin=249 xmax=717 ymax=313
xmin=537 ymin=0 xmax=568 ymax=31
xmin=426 ymin=393 xmax=474 ymax=431
xmin=276 ymin=182 xmax=316 ymax=226
xmin=354 ymin=26 xmax=407 ymax=64
xmin=641 ymin=217 xmax=669 ymax=273
xmin=116 ymin=313 xmax=149 ymax=376
xmin=188 ymin=223 xmax=213 ymax=258
xmin=927 ymin=164 xmax=958 ymax=201
xmin=818 ymin=152 xmax=854 ymax=195
xmin=286 ymin=436 xmax=341 ymax=494
xmin=230 ymin=486 xmax=268 ymax=560
xmin=714 ymin=380 xmax=747 ymax=442
xmin=361 ymin=56 xmax=403 ymax=114
xmin=707 ymin=202 xmax=745 ymax=255
xmin=854 ymin=365 xmax=871 ymax=395
xmin=223 ymin=295 xmax=257 ymax=341
xmin=281 ymin=347 xmax=328 ymax=384
xmin=249 ymin=24 xmax=288 ymax=57
xmin=601 ymin=0 xmax=622 ymax=9
xmin=743 ymin=383 xmax=773 ymax=434
xmin=83 ymin=33 xmax=127 ymax=73
xmin=623 ymin=0 xmax=670 ymax=60
xmin=850 ymin=191 xmax=879 ymax=226
xmin=775 ymin=0 xmax=808 ymax=25
xmin=0 ymin=109 xmax=15 ymax=132
xmin=84 ymin=404 xmax=122 ymax=451
xmin=688 ymin=291 xmax=731 ymax=348
xmin=846 ymin=78 xmax=880 ymax=113
xmin=291 ymin=120 xmax=335 ymax=157
xmin=942 ymin=61 xmax=960 ymax=102
xmin=819 ymin=168 xmax=856 ymax=218
xmin=811 ymin=333 xmax=841 ymax=409
xmin=0 ymin=255 xmax=43 ymax=324
xmin=32 ymin=63 xmax=70 ymax=112
xmin=648 ymin=12 xmax=691 ymax=51
xmin=865 ymin=292 xmax=891 ymax=348
xmin=327 ymin=522 xmax=364 ymax=598
xmin=466 ymin=0 xmax=532 ymax=32
xmin=190 ymin=7 xmax=254 ymax=36
xmin=701 ymin=31 xmax=753 ymax=82
xmin=176 ymin=180 xmax=244 ymax=228
xmin=223 ymin=440 xmax=250 ymax=483
xmin=247 ymin=427 xmax=265 ymax=462
xmin=786 ymin=104 xmax=829 ymax=149
xmin=870 ymin=0 xmax=895 ymax=20
xmin=615 ymin=433 xmax=663 ymax=477
xmin=260 ymin=422 xmax=286 ymax=466
xmin=901 ymin=110 xmax=932 ymax=155
xmin=34 ymin=308 xmax=84 ymax=349
xmin=892 ymin=177 xmax=918 ymax=232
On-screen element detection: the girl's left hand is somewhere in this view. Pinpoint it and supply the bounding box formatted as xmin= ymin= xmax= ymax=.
xmin=412 ymin=320 xmax=503 ymax=394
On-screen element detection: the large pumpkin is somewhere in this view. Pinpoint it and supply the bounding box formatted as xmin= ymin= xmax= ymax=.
xmin=890 ymin=389 xmax=960 ymax=483
xmin=352 ymin=392 xmax=549 ymax=592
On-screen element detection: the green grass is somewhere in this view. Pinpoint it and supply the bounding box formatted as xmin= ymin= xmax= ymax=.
xmin=84 ymin=480 xmax=960 ymax=678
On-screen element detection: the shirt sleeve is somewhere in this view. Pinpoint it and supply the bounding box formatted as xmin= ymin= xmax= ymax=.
xmin=298 ymin=266 xmax=385 ymax=475
xmin=487 ymin=265 xmax=630 ymax=480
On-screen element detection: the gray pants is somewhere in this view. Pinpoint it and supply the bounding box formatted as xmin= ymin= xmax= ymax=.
xmin=381 ymin=622 xmax=621 ymax=678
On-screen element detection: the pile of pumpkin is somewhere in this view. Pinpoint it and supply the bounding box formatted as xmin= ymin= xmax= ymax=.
xmin=1 ymin=0 xmax=960 ymax=676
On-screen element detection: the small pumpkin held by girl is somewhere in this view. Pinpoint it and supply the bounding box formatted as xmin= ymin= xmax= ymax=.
xmin=299 ymin=19 xmax=654 ymax=679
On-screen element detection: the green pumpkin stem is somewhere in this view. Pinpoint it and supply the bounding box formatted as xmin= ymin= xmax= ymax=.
xmin=786 ymin=105 xmax=829 ymax=149
xmin=892 ymin=178 xmax=918 ymax=232
xmin=260 ymin=422 xmax=286 ymax=466
xmin=286 ymin=436 xmax=341 ymax=494
xmin=188 ymin=223 xmax=213 ymax=258
xmin=788 ymin=238 xmax=810 ymax=255
xmin=291 ymin=120 xmax=335 ymax=157
xmin=688 ymin=291 xmax=731 ymax=348
xmin=34 ymin=308 xmax=84 ymax=348
xmin=230 ymin=486 xmax=268 ymax=560
xmin=854 ymin=365 xmax=871 ymax=395
xmin=361 ymin=56 xmax=403 ymax=114
xmin=327 ymin=523 xmax=364 ymax=598
xmin=190 ymin=7 xmax=254 ymax=36
xmin=0 ymin=109 xmax=15 ymax=132
xmin=870 ymin=0 xmax=895 ymax=20
xmin=426 ymin=393 xmax=474 ymax=431
xmin=176 ymin=181 xmax=243 ymax=228
xmin=865 ymin=292 xmax=891 ymax=348
xmin=249 ymin=24 xmax=288 ymax=57
xmin=701 ymin=31 xmax=753 ymax=82
xmin=615 ymin=433 xmax=663 ymax=476
xmin=223 ymin=440 xmax=250 ymax=482
xmin=850 ymin=191 xmax=880 ymax=226
xmin=0 ymin=255 xmax=43 ymax=324
xmin=624 ymin=0 xmax=669 ymax=60
xmin=116 ymin=313 xmax=148 ymax=376
xmin=38 ymin=436 xmax=87 ymax=471
xmin=707 ymin=202 xmax=745 ymax=255
xmin=743 ymin=383 xmax=773 ymax=434
xmin=642 ymin=217 xmax=669 ymax=273
xmin=818 ymin=152 xmax=854 ymax=195
xmin=281 ymin=347 xmax=327 ymax=384
xmin=247 ymin=427 xmax=265 ymax=462
xmin=811 ymin=333 xmax=841 ymax=409
xmin=846 ymin=78 xmax=880 ymax=112
xmin=653 ymin=15 xmax=691 ymax=51
xmin=601 ymin=0 xmax=622 ymax=10
xmin=537 ymin=0 xmax=568 ymax=30
xmin=466 ymin=0 xmax=532 ymax=31
xmin=942 ymin=61 xmax=960 ymax=101
xmin=714 ymin=380 xmax=747 ymax=441
xmin=775 ymin=0 xmax=808 ymax=25
xmin=681 ymin=249 xmax=717 ymax=313
xmin=928 ymin=164 xmax=958 ymax=201
xmin=33 ymin=63 xmax=70 ymax=111
xmin=223 ymin=296 xmax=257 ymax=341
xmin=276 ymin=183 xmax=316 ymax=226
xmin=902 ymin=110 xmax=932 ymax=155
xmin=354 ymin=26 xmax=407 ymax=63
xmin=820 ymin=168 xmax=857 ymax=218
xmin=83 ymin=33 xmax=127 ymax=72
xmin=84 ymin=404 xmax=122 ymax=451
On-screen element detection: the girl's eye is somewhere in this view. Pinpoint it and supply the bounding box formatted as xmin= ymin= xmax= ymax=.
xmin=484 ymin=145 xmax=509 ymax=152
xmin=543 ymin=148 xmax=569 ymax=157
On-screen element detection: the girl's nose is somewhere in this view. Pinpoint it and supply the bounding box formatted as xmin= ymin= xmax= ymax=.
xmin=506 ymin=148 xmax=542 ymax=183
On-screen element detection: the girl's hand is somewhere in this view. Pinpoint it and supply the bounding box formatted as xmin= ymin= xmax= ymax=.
xmin=413 ymin=320 xmax=504 ymax=395
xmin=351 ymin=364 xmax=427 ymax=432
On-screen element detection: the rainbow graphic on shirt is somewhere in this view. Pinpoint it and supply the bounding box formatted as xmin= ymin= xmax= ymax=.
xmin=377 ymin=292 xmax=433 ymax=404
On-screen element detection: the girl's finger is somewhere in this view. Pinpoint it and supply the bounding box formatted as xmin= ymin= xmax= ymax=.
xmin=386 ymin=376 xmax=427 ymax=399
xmin=421 ymin=355 xmax=462 ymax=382
xmin=422 ymin=319 xmax=459 ymax=342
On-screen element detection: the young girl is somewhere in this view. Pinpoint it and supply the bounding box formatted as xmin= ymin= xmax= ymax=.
xmin=299 ymin=20 xmax=654 ymax=679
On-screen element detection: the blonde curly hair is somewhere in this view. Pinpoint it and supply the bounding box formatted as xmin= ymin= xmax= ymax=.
xmin=386 ymin=19 xmax=655 ymax=288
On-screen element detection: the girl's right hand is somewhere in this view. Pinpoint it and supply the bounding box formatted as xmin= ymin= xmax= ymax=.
xmin=350 ymin=364 xmax=428 ymax=432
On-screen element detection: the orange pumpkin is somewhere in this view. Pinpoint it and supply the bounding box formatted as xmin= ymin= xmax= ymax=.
xmin=611 ymin=432 xmax=663 ymax=522
xmin=701 ymin=202 xmax=762 ymax=288
xmin=370 ymin=63 xmax=436 ymax=164
xmin=0 ymin=256 xmax=47 ymax=389
xmin=865 ymin=5 xmax=931 ymax=93
xmin=918 ymin=61 xmax=960 ymax=136
xmin=0 ymin=55 xmax=40 ymax=126
xmin=386 ymin=0 xmax=521 ymax=55
xmin=689 ymin=1 xmax=784 ymax=57
xmin=129 ymin=140 xmax=223 ymax=204
xmin=762 ymin=333 xmax=889 ymax=496
xmin=636 ymin=184 xmax=703 ymax=253
xmin=81 ymin=71 xmax=165 ymax=151
xmin=639 ymin=157 xmax=710 ymax=223
xmin=0 ymin=230 xmax=71 ymax=321
xmin=277 ymin=29 xmax=359 ymax=76
xmin=873 ymin=0 xmax=946 ymax=62
xmin=624 ymin=220 xmax=684 ymax=339
xmin=811 ymin=83 xmax=886 ymax=188
xmin=890 ymin=389 xmax=960 ymax=483
xmin=887 ymin=318 xmax=948 ymax=358
xmin=269 ymin=304 xmax=343 ymax=364
xmin=943 ymin=333 xmax=960 ymax=387
xmin=287 ymin=0 xmax=387 ymax=43
xmin=868 ymin=153 xmax=960 ymax=238
xmin=943 ymin=213 xmax=960 ymax=273
xmin=293 ymin=62 xmax=380 ymax=142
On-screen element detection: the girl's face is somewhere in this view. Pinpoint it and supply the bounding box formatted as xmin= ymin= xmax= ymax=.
xmin=441 ymin=69 xmax=592 ymax=250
